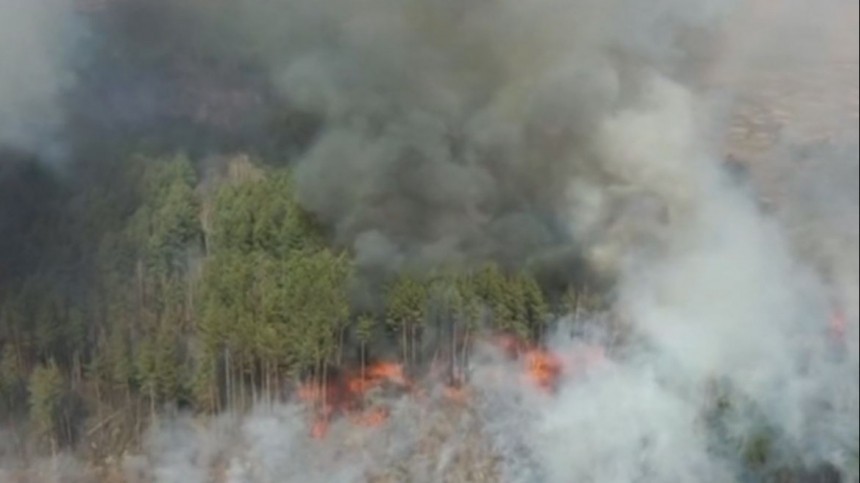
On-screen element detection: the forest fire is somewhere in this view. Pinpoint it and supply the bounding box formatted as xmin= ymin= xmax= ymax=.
xmin=298 ymin=335 xmax=604 ymax=438
xmin=524 ymin=350 xmax=564 ymax=393
xmin=491 ymin=334 xmax=566 ymax=393
xmin=298 ymin=361 xmax=410 ymax=438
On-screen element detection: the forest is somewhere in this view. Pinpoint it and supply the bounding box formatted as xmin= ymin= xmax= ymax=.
xmin=0 ymin=0 xmax=610 ymax=460
xmin=0 ymin=151 xmax=603 ymax=457
xmin=1 ymin=1 xmax=856 ymax=480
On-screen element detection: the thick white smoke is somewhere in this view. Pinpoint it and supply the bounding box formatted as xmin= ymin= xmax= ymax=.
xmin=473 ymin=74 xmax=858 ymax=482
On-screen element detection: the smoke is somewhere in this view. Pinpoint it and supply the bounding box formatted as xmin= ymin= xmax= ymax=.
xmin=2 ymin=0 xmax=858 ymax=481
xmin=500 ymin=76 xmax=856 ymax=480
xmin=108 ymin=398 xmax=496 ymax=483
xmin=220 ymin=0 xmax=731 ymax=275
xmin=468 ymin=1 xmax=860 ymax=479
xmin=0 ymin=0 xmax=80 ymax=162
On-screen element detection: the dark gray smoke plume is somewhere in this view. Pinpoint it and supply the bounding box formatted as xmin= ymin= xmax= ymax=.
xmin=212 ymin=0 xmax=733 ymax=275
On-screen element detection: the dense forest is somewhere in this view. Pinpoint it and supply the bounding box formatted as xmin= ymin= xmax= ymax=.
xmin=0 ymin=150 xmax=605 ymax=457
xmin=0 ymin=0 xmax=613 ymax=459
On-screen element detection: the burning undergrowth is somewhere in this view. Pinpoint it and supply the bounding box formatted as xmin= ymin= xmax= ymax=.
xmin=117 ymin=329 xmax=610 ymax=483
xmin=116 ymin=301 xmax=854 ymax=483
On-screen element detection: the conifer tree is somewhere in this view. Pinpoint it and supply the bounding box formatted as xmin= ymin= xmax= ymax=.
xmin=28 ymin=362 xmax=65 ymax=453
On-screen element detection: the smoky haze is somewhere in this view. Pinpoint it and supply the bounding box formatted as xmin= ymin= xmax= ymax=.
xmin=0 ymin=0 xmax=732 ymax=280
xmin=0 ymin=0 xmax=857 ymax=482
xmin=0 ymin=0 xmax=78 ymax=162
xmin=264 ymin=0 xmax=731 ymax=276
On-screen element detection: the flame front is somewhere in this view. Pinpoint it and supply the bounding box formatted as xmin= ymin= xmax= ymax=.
xmin=300 ymin=361 xmax=409 ymax=438
xmin=298 ymin=334 xmax=605 ymax=438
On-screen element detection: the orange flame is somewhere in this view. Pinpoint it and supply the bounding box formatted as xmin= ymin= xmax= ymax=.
xmin=523 ymin=349 xmax=564 ymax=392
xmin=299 ymin=361 xmax=409 ymax=438
xmin=490 ymin=333 xmax=566 ymax=392
xmin=300 ymin=335 xmax=606 ymax=438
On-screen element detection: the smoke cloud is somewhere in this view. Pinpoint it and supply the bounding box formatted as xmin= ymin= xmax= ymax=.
xmin=474 ymin=75 xmax=858 ymax=482
xmin=1 ymin=0 xmax=857 ymax=481
xmin=220 ymin=0 xmax=731 ymax=274
xmin=0 ymin=0 xmax=80 ymax=162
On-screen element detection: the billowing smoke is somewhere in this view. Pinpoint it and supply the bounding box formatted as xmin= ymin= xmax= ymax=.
xmin=218 ymin=0 xmax=731 ymax=274
xmin=476 ymin=75 xmax=858 ymax=482
xmin=1 ymin=0 xmax=857 ymax=481
xmin=0 ymin=0 xmax=79 ymax=162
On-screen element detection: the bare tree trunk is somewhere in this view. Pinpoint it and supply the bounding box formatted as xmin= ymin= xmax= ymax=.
xmin=264 ymin=360 xmax=270 ymax=405
xmin=313 ymin=358 xmax=321 ymax=408
xmin=321 ymin=361 xmax=329 ymax=413
xmin=411 ymin=324 xmax=418 ymax=368
xmin=337 ymin=326 xmax=346 ymax=367
xmin=149 ymin=385 xmax=156 ymax=420
xmin=450 ymin=320 xmax=457 ymax=384
xmin=224 ymin=348 xmax=232 ymax=411
xmin=94 ymin=378 xmax=102 ymax=419
xmin=401 ymin=326 xmax=408 ymax=368
xmin=72 ymin=351 xmax=81 ymax=387
xmin=360 ymin=342 xmax=366 ymax=396
xmin=273 ymin=366 xmax=280 ymax=403
xmin=238 ymin=360 xmax=246 ymax=412
xmin=461 ymin=330 xmax=470 ymax=383
xmin=251 ymin=363 xmax=258 ymax=406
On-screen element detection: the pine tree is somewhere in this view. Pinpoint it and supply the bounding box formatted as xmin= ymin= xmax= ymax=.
xmin=0 ymin=346 xmax=24 ymax=411
xmin=454 ymin=273 xmax=482 ymax=382
xmin=155 ymin=321 xmax=181 ymax=405
xmin=28 ymin=362 xmax=65 ymax=453
xmin=385 ymin=275 xmax=428 ymax=366
xmin=473 ymin=263 xmax=511 ymax=332
xmin=191 ymin=349 xmax=218 ymax=413
xmin=501 ymin=274 xmax=528 ymax=338
xmin=519 ymin=272 xmax=548 ymax=341
xmin=136 ymin=337 xmax=159 ymax=417
xmin=355 ymin=314 xmax=376 ymax=383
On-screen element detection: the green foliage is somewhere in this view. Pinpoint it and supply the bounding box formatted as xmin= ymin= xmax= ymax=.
xmin=453 ymin=272 xmax=482 ymax=328
xmin=283 ymin=249 xmax=351 ymax=364
xmin=356 ymin=314 xmax=376 ymax=347
xmin=385 ymin=274 xmax=429 ymax=363
xmin=191 ymin=350 xmax=218 ymax=413
xmin=562 ymin=286 xmax=604 ymax=318
xmin=0 ymin=347 xmax=24 ymax=408
xmin=0 ymin=150 xmax=581 ymax=456
xmin=28 ymin=362 xmax=65 ymax=444
xmin=519 ymin=272 xmax=548 ymax=339
xmin=210 ymin=170 xmax=322 ymax=257
xmin=136 ymin=337 xmax=159 ymax=404
xmin=132 ymin=154 xmax=202 ymax=275
xmin=743 ymin=432 xmax=773 ymax=469
xmin=385 ymin=275 xmax=429 ymax=334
